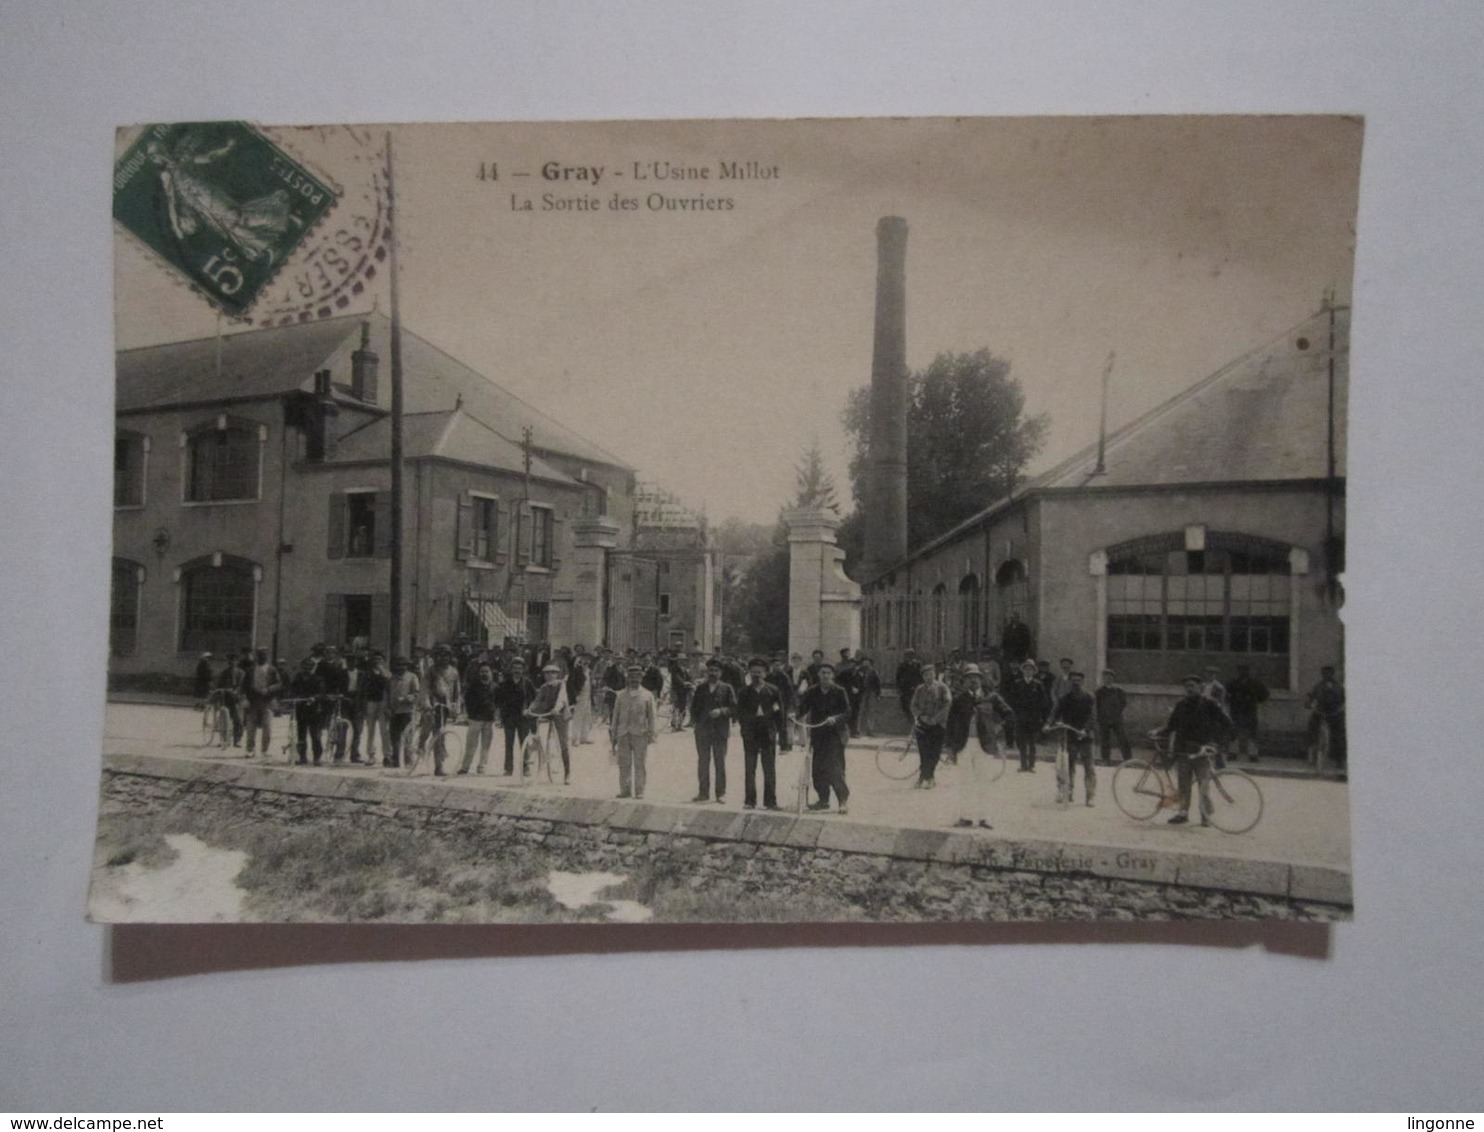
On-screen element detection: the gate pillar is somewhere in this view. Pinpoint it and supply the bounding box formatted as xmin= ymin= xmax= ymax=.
xmin=784 ymin=507 xmax=861 ymax=660
xmin=571 ymin=517 xmax=620 ymax=649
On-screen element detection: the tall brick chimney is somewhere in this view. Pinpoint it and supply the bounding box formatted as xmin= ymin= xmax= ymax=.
xmin=864 ymin=216 xmax=909 ymax=577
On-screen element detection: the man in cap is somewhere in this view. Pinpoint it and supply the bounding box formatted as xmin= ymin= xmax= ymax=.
xmin=242 ymin=647 xmax=282 ymax=758
xmin=1047 ymin=670 xmax=1099 ymax=806
xmin=797 ymin=661 xmax=853 ymax=814
xmin=495 ymin=657 xmax=538 ymax=776
xmin=386 ymin=656 xmax=420 ymax=768
xmin=953 ymin=665 xmax=1015 ymax=830
xmin=1304 ymin=664 xmax=1346 ymax=769
xmin=688 ymin=659 xmax=737 ymax=803
xmin=458 ymin=660 xmax=499 ymax=775
xmin=1152 ymin=674 xmax=1231 ymax=825
xmin=910 ymin=661 xmax=952 ymax=788
xmin=526 ymin=662 xmax=572 ymax=783
xmin=609 ymin=662 xmax=658 ymax=799
xmin=1005 ymin=658 xmax=1052 ymax=772
xmin=737 ymin=657 xmax=784 ymax=810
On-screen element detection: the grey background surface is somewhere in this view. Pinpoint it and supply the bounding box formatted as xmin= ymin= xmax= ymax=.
xmin=2 ymin=0 xmax=1481 ymax=1111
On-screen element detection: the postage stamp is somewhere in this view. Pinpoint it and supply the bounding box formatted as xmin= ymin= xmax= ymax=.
xmin=113 ymin=121 xmax=340 ymax=317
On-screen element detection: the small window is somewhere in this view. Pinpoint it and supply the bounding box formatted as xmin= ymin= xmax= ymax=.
xmin=659 ymin=592 xmax=671 ymax=616
xmin=346 ymin=492 xmax=376 ymax=557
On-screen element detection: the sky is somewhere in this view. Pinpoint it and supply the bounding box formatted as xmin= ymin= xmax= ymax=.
xmin=115 ymin=115 xmax=1362 ymax=525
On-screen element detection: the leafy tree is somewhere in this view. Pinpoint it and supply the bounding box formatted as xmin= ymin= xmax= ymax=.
xmin=728 ymin=442 xmax=841 ymax=651
xmin=841 ymin=349 xmax=1048 ymax=567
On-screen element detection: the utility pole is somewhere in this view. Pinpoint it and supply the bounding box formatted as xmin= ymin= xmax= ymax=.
xmin=387 ymin=131 xmax=406 ymax=656
xmin=1324 ymin=289 xmax=1340 ymax=605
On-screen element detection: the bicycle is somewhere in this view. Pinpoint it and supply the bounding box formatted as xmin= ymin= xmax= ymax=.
xmin=1307 ymin=712 xmax=1336 ymax=774
xmin=322 ymin=694 xmax=351 ymax=762
xmin=668 ymin=682 xmax=692 ymax=732
xmin=200 ymin=688 xmax=233 ymax=749
xmin=278 ymin=696 xmax=309 ymax=764
xmin=787 ymin=715 xmax=838 ymax=814
xmin=405 ymin=701 xmax=464 ymax=777
xmin=1110 ymin=737 xmax=1264 ymax=833
xmin=523 ymin=711 xmax=566 ymax=784
xmin=1044 ymin=721 xmax=1089 ymax=808
xmin=875 ymin=732 xmax=920 ymax=780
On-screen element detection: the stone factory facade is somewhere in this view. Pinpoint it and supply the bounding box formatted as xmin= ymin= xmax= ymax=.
xmin=859 ymin=306 xmax=1349 ymax=736
xmin=109 ymin=312 xmax=656 ymax=677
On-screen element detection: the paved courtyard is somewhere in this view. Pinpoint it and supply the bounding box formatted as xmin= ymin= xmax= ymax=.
xmin=101 ymin=702 xmax=1352 ymax=872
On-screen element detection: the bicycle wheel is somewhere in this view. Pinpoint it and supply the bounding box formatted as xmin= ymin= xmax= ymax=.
xmin=542 ymin=733 xmax=559 ymax=783
xmin=200 ymin=705 xmax=218 ymax=746
xmin=1207 ymin=769 xmax=1263 ymax=834
xmin=875 ymin=737 xmax=918 ymax=780
xmin=985 ymin=745 xmax=1009 ymax=784
xmin=436 ymin=728 xmax=464 ymax=773
xmin=1111 ymin=760 xmax=1164 ymax=821
xmin=214 ymin=706 xmax=231 ymax=748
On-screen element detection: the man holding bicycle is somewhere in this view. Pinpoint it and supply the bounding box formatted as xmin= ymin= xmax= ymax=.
xmin=798 ymin=661 xmax=852 ymax=815
xmin=1152 ymin=675 xmax=1232 ymax=826
xmin=526 ymin=663 xmax=572 ymax=784
xmin=1047 ymin=670 xmax=1099 ymax=806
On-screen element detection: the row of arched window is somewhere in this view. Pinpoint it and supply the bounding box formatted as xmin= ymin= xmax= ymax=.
xmin=863 ymin=560 xmax=1027 ymax=652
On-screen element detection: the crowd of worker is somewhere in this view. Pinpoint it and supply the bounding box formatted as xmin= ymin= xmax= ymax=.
xmin=190 ymin=632 xmax=1346 ymax=831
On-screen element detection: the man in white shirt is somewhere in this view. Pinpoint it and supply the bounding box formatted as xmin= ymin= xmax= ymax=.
xmin=609 ymin=663 xmax=657 ymax=799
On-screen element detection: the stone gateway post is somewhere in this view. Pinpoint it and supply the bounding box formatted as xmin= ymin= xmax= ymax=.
xmin=784 ymin=506 xmax=861 ymax=659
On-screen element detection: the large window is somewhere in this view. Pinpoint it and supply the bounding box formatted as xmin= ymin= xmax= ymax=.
xmin=179 ymin=556 xmax=256 ymax=654
xmin=114 ymin=432 xmax=147 ymax=507
xmin=186 ymin=420 xmax=260 ymax=502
xmin=110 ymin=559 xmax=142 ymax=656
xmin=1106 ymin=533 xmax=1291 ymax=687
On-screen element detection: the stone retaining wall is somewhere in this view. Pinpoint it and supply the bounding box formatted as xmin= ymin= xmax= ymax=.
xmin=98 ymin=754 xmax=1351 ymax=922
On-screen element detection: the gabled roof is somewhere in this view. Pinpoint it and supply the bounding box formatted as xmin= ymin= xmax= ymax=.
xmin=393 ymin=324 xmax=631 ymax=471
xmin=331 ymin=407 xmax=577 ymax=485
xmin=882 ymin=307 xmax=1349 ymax=574
xmin=1040 ymin=306 xmax=1348 ymax=490
xmin=116 ymin=315 xmax=363 ymax=412
xmin=116 ymin=312 xmax=634 ymax=472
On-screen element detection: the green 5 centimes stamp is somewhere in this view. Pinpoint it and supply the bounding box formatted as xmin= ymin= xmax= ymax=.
xmin=114 ymin=122 xmax=339 ymax=317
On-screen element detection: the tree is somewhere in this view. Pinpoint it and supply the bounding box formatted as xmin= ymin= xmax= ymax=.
xmin=841 ymin=349 xmax=1048 ymax=566
xmin=728 ymin=442 xmax=842 ymax=652
xmin=793 ymin=440 xmax=839 ymax=513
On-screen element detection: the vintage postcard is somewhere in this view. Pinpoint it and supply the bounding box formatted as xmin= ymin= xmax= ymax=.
xmin=94 ymin=116 xmax=1359 ymax=924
